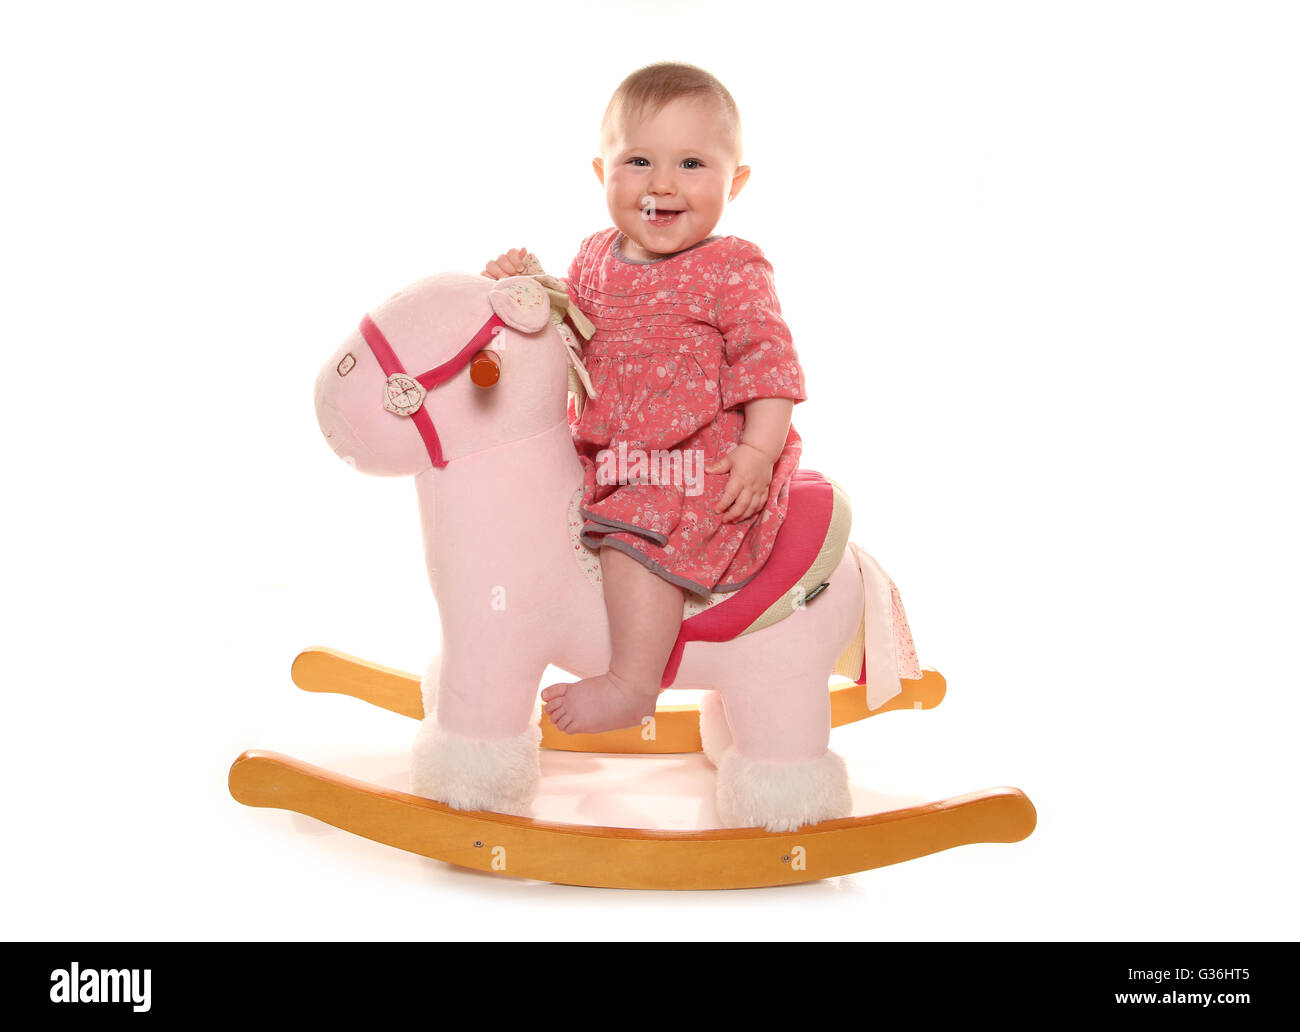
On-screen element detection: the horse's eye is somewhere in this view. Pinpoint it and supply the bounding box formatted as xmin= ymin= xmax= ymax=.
xmin=337 ymin=353 xmax=356 ymax=377
xmin=470 ymin=349 xmax=501 ymax=388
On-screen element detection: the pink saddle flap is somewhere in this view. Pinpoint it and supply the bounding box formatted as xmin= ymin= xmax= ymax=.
xmin=660 ymin=469 xmax=835 ymax=689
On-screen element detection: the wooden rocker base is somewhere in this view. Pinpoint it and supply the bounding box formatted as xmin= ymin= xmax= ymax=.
xmin=229 ymin=749 xmax=1036 ymax=890
xmin=288 ymin=646 xmax=950 ymax=754
xmin=229 ymin=647 xmax=1034 ymax=888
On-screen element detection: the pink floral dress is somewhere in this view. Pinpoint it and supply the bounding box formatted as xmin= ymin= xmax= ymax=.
xmin=563 ymin=228 xmax=807 ymax=598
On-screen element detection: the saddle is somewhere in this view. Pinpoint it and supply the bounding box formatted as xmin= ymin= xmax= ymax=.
xmin=567 ymin=469 xmax=861 ymax=688
xmin=659 ymin=469 xmax=859 ymax=687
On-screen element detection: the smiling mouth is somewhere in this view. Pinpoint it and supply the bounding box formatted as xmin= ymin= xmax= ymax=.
xmin=643 ymin=209 xmax=683 ymax=226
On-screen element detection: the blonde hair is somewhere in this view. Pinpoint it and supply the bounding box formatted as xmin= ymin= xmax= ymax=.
xmin=600 ymin=62 xmax=743 ymax=166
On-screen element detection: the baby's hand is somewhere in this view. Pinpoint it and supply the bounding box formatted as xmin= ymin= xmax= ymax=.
xmin=707 ymin=443 xmax=775 ymax=523
xmin=481 ymin=247 xmax=530 ymax=280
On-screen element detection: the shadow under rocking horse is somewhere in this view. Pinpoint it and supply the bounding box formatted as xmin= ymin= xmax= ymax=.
xmin=228 ymin=269 xmax=1035 ymax=889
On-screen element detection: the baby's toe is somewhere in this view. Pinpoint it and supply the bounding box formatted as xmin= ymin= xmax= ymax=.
xmin=551 ymin=707 xmax=574 ymax=732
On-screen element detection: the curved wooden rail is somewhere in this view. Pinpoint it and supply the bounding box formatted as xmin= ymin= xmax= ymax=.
xmin=289 ymin=646 xmax=948 ymax=754
xmin=229 ymin=750 xmax=1036 ymax=890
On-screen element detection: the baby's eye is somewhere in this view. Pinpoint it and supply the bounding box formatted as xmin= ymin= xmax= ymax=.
xmin=628 ymin=157 xmax=650 ymax=167
xmin=681 ymin=158 xmax=703 ymax=170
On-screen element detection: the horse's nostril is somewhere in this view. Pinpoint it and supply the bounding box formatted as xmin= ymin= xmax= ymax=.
xmin=338 ymin=353 xmax=356 ymax=377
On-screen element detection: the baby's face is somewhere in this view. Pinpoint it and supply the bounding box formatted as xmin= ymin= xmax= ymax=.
xmin=595 ymin=97 xmax=750 ymax=262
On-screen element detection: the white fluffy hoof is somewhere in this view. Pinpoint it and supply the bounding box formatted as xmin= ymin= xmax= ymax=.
xmin=410 ymin=717 xmax=541 ymax=816
xmin=715 ymin=748 xmax=852 ymax=832
xmin=697 ymin=692 xmax=733 ymax=768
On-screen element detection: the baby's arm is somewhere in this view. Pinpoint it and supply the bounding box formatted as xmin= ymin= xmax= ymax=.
xmin=709 ymin=241 xmax=806 ymax=524
xmin=739 ymin=397 xmax=795 ymax=462
xmin=707 ymin=398 xmax=794 ymax=523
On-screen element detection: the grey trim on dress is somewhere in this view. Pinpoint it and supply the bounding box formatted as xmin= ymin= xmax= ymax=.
xmin=712 ymin=570 xmax=760 ymax=594
xmin=580 ymin=522 xmax=762 ymax=600
xmin=594 ymin=537 xmax=715 ymax=600
xmin=579 ymin=510 xmax=671 ymax=547
xmin=612 ymin=232 xmax=722 ymax=266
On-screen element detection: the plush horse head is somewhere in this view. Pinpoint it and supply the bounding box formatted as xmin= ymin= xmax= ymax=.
xmin=314 ymin=273 xmax=569 ymax=477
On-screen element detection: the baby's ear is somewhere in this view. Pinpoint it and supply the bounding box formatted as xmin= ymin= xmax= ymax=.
xmin=488 ymin=276 xmax=551 ymax=333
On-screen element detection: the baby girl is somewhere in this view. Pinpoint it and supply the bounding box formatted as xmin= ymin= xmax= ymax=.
xmin=482 ymin=62 xmax=806 ymax=735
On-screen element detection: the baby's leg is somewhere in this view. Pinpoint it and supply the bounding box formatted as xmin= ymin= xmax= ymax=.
xmin=542 ymin=544 xmax=685 ymax=734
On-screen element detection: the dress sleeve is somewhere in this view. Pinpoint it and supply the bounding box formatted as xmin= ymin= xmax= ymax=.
xmin=563 ymin=247 xmax=583 ymax=308
xmin=714 ymin=242 xmax=807 ymax=411
xmin=561 ymin=232 xmax=596 ymax=311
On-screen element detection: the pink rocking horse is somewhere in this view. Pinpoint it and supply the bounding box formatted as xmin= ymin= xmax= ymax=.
xmin=228 ymin=267 xmax=1035 ymax=889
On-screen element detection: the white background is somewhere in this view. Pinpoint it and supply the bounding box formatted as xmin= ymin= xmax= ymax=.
xmin=3 ymin=0 xmax=1296 ymax=941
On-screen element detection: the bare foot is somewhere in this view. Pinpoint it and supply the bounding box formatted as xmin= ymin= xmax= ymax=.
xmin=541 ymin=669 xmax=659 ymax=734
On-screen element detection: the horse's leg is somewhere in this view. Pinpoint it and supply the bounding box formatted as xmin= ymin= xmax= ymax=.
xmin=410 ymin=641 xmax=546 ymax=816
xmin=697 ymin=691 xmax=733 ymax=767
xmin=700 ymin=554 xmax=864 ymax=832
xmin=710 ymin=660 xmax=852 ymax=832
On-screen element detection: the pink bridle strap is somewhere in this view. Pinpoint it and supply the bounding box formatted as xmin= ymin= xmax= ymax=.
xmin=358 ymin=311 xmax=506 ymax=469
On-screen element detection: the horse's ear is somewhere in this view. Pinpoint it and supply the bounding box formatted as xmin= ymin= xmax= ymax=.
xmin=487 ymin=276 xmax=552 ymax=333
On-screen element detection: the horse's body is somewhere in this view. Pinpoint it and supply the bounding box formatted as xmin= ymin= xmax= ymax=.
xmin=315 ymin=271 xmax=917 ymax=831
